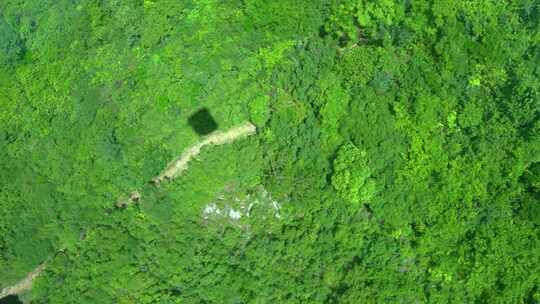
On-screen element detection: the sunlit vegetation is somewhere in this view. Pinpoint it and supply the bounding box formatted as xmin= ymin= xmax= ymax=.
xmin=1 ymin=0 xmax=539 ymax=303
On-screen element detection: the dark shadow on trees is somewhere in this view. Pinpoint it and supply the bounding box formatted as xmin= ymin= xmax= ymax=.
xmin=0 ymin=295 xmax=22 ymax=304
xmin=188 ymin=108 xmax=218 ymax=136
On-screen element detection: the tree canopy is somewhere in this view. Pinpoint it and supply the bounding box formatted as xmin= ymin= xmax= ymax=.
xmin=1 ymin=0 xmax=539 ymax=303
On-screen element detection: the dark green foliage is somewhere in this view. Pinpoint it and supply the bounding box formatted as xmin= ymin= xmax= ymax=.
xmin=0 ymin=16 xmax=24 ymax=67
xmin=1 ymin=0 xmax=539 ymax=303
xmin=188 ymin=108 xmax=218 ymax=136
xmin=0 ymin=295 xmax=22 ymax=304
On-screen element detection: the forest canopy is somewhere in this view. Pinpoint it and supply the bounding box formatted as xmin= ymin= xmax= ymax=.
xmin=1 ymin=0 xmax=539 ymax=303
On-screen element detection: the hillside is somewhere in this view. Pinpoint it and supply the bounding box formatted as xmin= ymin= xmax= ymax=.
xmin=1 ymin=1 xmax=539 ymax=303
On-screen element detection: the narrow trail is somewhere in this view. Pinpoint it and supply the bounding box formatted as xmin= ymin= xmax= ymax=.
xmin=0 ymin=122 xmax=257 ymax=299
xmin=154 ymin=122 xmax=256 ymax=184
xmin=0 ymin=263 xmax=46 ymax=299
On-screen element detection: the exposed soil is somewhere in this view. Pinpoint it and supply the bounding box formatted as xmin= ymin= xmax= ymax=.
xmin=0 ymin=263 xmax=46 ymax=299
xmin=0 ymin=122 xmax=257 ymax=300
xmin=153 ymin=122 xmax=256 ymax=184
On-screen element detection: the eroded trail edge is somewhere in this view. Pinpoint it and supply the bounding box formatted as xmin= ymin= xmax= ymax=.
xmin=153 ymin=122 xmax=257 ymax=184
xmin=0 ymin=263 xmax=46 ymax=299
xmin=1 ymin=122 xmax=257 ymax=299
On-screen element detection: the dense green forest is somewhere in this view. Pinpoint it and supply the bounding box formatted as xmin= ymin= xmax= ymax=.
xmin=1 ymin=0 xmax=539 ymax=303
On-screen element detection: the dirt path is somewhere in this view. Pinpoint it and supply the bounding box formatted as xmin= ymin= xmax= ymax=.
xmin=0 ymin=262 xmax=46 ymax=299
xmin=153 ymin=122 xmax=256 ymax=184
xmin=1 ymin=122 xmax=257 ymax=299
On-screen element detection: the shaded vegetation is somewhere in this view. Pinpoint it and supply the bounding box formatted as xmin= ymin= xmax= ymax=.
xmin=1 ymin=0 xmax=539 ymax=303
xmin=188 ymin=108 xmax=218 ymax=136
xmin=0 ymin=295 xmax=22 ymax=304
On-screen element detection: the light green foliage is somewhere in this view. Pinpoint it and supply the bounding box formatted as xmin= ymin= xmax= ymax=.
xmin=248 ymin=95 xmax=270 ymax=126
xmin=1 ymin=0 xmax=540 ymax=303
xmin=332 ymin=144 xmax=376 ymax=205
xmin=324 ymin=0 xmax=406 ymax=46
